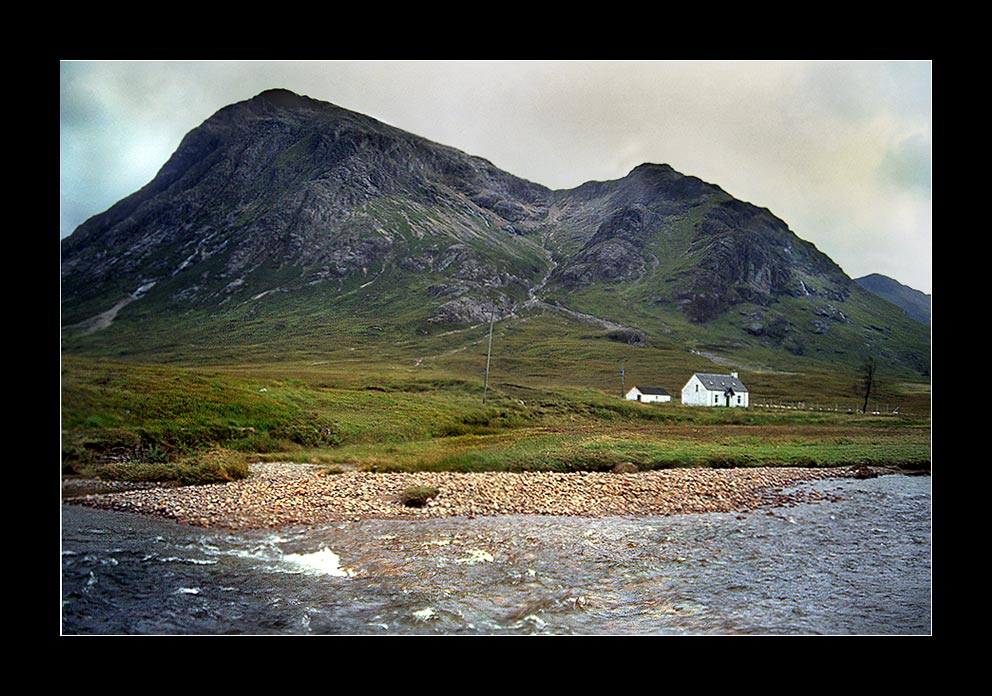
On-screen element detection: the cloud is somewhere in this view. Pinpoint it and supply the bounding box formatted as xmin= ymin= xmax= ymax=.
xmin=878 ymin=132 xmax=932 ymax=195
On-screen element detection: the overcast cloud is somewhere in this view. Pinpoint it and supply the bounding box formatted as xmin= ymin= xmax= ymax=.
xmin=59 ymin=60 xmax=932 ymax=294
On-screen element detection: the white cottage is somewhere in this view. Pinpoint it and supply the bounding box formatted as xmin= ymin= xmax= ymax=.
xmin=681 ymin=372 xmax=750 ymax=407
xmin=625 ymin=386 xmax=672 ymax=403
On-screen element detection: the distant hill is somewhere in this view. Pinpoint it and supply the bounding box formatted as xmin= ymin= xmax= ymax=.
xmin=60 ymin=89 xmax=931 ymax=380
xmin=855 ymin=274 xmax=931 ymax=326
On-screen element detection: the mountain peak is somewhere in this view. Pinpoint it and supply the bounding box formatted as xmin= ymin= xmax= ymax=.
xmin=629 ymin=162 xmax=675 ymax=175
xmin=210 ymin=89 xmax=346 ymax=126
xmin=253 ymin=88 xmax=316 ymax=108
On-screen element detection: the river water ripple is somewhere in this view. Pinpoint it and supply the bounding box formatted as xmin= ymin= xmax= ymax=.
xmin=61 ymin=473 xmax=931 ymax=635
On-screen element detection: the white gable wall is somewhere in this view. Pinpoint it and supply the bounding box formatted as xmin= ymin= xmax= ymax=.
xmin=681 ymin=375 xmax=710 ymax=406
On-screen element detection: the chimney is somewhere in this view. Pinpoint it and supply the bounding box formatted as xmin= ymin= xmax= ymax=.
xmin=731 ymin=371 xmax=738 ymax=379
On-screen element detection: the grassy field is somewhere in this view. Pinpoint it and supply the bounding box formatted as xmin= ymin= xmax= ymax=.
xmin=60 ymin=351 xmax=931 ymax=483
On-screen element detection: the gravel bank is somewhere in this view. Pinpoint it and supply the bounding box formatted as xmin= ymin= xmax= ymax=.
xmin=63 ymin=463 xmax=874 ymax=530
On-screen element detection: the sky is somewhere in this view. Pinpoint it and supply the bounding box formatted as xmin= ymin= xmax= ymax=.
xmin=59 ymin=60 xmax=932 ymax=294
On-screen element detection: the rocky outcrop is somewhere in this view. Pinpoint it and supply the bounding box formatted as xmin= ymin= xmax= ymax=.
xmin=551 ymin=208 xmax=651 ymax=289
xmin=672 ymin=199 xmax=849 ymax=323
xmin=428 ymin=294 xmax=515 ymax=325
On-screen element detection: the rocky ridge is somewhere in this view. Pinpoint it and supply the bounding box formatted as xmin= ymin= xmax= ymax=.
xmin=856 ymin=273 xmax=931 ymax=325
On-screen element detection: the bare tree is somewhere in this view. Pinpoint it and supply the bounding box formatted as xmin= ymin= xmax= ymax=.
xmin=860 ymin=356 xmax=877 ymax=414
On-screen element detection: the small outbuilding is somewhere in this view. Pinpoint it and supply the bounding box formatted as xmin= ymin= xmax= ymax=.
xmin=681 ymin=372 xmax=750 ymax=408
xmin=625 ymin=386 xmax=672 ymax=403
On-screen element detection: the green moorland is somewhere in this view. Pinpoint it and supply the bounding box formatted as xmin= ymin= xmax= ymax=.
xmin=61 ymin=313 xmax=932 ymax=484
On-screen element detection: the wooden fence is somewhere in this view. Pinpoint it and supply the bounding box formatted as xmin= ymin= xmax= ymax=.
xmin=751 ymin=401 xmax=901 ymax=415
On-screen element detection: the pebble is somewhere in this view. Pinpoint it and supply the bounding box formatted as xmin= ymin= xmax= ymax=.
xmin=64 ymin=462 xmax=869 ymax=530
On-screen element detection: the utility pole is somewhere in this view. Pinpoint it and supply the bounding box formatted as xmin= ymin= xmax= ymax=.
xmin=619 ymin=359 xmax=626 ymax=398
xmin=482 ymin=307 xmax=495 ymax=405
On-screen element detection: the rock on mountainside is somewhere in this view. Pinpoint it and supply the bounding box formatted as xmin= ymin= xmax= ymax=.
xmin=855 ymin=274 xmax=931 ymax=326
xmin=60 ymin=89 xmax=930 ymax=376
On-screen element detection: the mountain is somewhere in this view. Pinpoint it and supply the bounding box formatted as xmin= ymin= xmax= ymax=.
xmin=60 ymin=89 xmax=931 ymax=380
xmin=855 ymin=274 xmax=931 ymax=326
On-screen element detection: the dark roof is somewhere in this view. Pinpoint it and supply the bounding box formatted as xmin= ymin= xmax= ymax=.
xmin=691 ymin=373 xmax=748 ymax=392
xmin=633 ymin=386 xmax=670 ymax=395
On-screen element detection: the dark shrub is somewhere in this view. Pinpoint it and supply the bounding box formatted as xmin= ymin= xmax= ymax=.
xmin=611 ymin=461 xmax=638 ymax=474
xmin=400 ymin=485 xmax=440 ymax=507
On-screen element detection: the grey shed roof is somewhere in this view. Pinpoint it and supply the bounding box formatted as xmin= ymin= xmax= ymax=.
xmin=692 ymin=373 xmax=748 ymax=392
xmin=634 ymin=386 xmax=670 ymax=395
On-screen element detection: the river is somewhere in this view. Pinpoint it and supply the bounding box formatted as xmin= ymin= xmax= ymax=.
xmin=61 ymin=473 xmax=931 ymax=635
